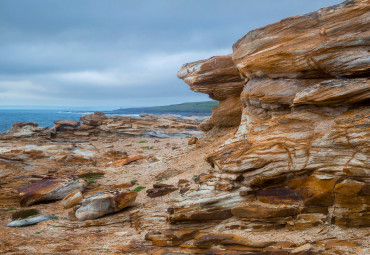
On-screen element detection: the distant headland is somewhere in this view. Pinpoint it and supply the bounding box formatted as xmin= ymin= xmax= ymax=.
xmin=107 ymin=101 xmax=218 ymax=115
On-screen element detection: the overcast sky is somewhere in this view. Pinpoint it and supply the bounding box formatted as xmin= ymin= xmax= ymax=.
xmin=0 ymin=0 xmax=343 ymax=109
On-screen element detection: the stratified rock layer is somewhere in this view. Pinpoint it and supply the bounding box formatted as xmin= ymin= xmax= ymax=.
xmin=174 ymin=0 xmax=370 ymax=246
xmin=178 ymin=55 xmax=245 ymax=129
xmin=232 ymin=0 xmax=370 ymax=79
xmin=177 ymin=55 xmax=245 ymax=101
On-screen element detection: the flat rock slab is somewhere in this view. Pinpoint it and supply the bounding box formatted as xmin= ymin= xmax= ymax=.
xmin=7 ymin=215 xmax=57 ymax=227
xmin=75 ymin=190 xmax=137 ymax=221
xmin=18 ymin=178 xmax=87 ymax=206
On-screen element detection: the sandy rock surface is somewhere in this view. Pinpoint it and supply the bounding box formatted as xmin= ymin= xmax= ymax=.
xmin=0 ymin=114 xmax=222 ymax=254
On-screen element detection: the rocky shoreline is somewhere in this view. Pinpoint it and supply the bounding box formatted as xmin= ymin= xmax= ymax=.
xmin=1 ymin=0 xmax=369 ymax=254
xmin=0 ymin=112 xmax=215 ymax=253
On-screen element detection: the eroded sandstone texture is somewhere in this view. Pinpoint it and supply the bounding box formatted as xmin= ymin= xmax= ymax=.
xmin=232 ymin=0 xmax=370 ymax=79
xmin=178 ymin=55 xmax=245 ymax=129
xmin=172 ymin=0 xmax=370 ymax=252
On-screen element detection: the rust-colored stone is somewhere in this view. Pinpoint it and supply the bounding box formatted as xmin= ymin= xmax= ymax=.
xmin=178 ymin=55 xmax=245 ymax=128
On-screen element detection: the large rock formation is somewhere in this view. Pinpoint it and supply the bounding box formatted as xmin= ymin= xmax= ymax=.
xmin=178 ymin=55 xmax=245 ymax=129
xmin=174 ymin=0 xmax=369 ymax=244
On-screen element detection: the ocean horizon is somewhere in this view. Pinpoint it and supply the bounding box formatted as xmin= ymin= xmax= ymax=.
xmin=0 ymin=109 xmax=93 ymax=133
xmin=0 ymin=108 xmax=210 ymax=134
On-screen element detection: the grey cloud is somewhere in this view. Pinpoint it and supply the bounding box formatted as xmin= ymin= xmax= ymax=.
xmin=0 ymin=0 xmax=343 ymax=107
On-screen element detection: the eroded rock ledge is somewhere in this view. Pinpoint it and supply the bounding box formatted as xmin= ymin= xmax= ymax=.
xmin=172 ymin=0 xmax=369 ymax=253
xmin=178 ymin=55 xmax=245 ymax=130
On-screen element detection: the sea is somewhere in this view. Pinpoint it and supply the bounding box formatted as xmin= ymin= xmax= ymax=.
xmin=0 ymin=109 xmax=210 ymax=134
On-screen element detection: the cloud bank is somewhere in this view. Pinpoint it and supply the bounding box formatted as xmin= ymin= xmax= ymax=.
xmin=0 ymin=0 xmax=343 ymax=108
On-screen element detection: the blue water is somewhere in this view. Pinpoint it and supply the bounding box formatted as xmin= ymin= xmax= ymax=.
xmin=0 ymin=110 xmax=90 ymax=133
xmin=0 ymin=109 xmax=211 ymax=134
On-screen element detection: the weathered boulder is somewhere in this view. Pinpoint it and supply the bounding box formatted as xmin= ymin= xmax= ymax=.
xmin=80 ymin=111 xmax=106 ymax=127
xmin=74 ymin=190 xmax=137 ymax=221
xmin=18 ymin=179 xmax=87 ymax=206
xmin=178 ymin=55 xmax=245 ymax=128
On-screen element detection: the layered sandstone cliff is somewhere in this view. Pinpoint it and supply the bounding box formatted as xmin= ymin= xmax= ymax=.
xmin=173 ymin=0 xmax=369 ymax=252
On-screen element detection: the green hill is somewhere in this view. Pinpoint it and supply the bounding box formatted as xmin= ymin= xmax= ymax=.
xmin=110 ymin=101 xmax=218 ymax=115
xmin=146 ymin=101 xmax=218 ymax=111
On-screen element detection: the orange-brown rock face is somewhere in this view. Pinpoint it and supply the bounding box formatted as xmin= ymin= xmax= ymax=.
xmin=174 ymin=0 xmax=370 ymax=240
xmin=177 ymin=55 xmax=245 ymax=101
xmin=232 ymin=0 xmax=370 ymax=79
xmin=178 ymin=55 xmax=245 ymax=129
